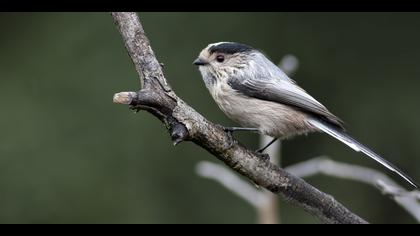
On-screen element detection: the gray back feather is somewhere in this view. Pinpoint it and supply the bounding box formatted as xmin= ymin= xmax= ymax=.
xmin=228 ymin=52 xmax=345 ymax=129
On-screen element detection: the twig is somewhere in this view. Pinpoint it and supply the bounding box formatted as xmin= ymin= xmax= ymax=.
xmin=285 ymin=157 xmax=420 ymax=222
xmin=111 ymin=12 xmax=367 ymax=224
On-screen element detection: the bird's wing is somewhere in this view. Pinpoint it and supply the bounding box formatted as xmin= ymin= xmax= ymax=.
xmin=227 ymin=75 xmax=345 ymax=130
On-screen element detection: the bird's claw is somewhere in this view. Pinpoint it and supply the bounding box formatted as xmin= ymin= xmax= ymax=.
xmin=255 ymin=148 xmax=264 ymax=153
xmin=223 ymin=127 xmax=234 ymax=134
xmin=223 ymin=126 xmax=259 ymax=134
xmin=255 ymin=151 xmax=270 ymax=162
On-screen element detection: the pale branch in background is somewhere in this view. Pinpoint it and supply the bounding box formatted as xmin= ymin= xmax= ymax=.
xmin=257 ymin=54 xmax=299 ymax=224
xmin=111 ymin=12 xmax=367 ymax=224
xmin=278 ymin=54 xmax=299 ymax=76
xmin=257 ymin=135 xmax=281 ymax=224
xmin=285 ymin=157 xmax=420 ymax=222
xmin=195 ymin=136 xmax=281 ymax=222
xmin=197 ymin=156 xmax=420 ymax=223
xmin=377 ymin=181 xmax=420 ymax=200
xmin=196 ymin=161 xmax=265 ymax=208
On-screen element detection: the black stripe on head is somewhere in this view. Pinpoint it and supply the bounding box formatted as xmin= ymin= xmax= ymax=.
xmin=208 ymin=42 xmax=254 ymax=55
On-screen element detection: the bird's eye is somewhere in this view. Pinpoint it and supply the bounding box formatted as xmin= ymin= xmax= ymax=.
xmin=216 ymin=55 xmax=225 ymax=63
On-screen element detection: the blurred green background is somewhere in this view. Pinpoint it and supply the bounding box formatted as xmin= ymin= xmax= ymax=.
xmin=1 ymin=12 xmax=420 ymax=223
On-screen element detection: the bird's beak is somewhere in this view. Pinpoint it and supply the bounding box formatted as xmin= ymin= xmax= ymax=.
xmin=193 ymin=58 xmax=208 ymax=66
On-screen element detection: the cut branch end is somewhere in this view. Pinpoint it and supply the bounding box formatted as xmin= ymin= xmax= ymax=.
xmin=113 ymin=92 xmax=138 ymax=105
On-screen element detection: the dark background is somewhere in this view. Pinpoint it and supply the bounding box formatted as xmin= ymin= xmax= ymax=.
xmin=1 ymin=12 xmax=419 ymax=223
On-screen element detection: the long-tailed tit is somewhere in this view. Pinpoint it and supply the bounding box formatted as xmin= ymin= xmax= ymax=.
xmin=193 ymin=42 xmax=418 ymax=188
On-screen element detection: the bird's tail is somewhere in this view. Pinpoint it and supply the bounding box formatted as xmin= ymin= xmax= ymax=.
xmin=307 ymin=117 xmax=418 ymax=189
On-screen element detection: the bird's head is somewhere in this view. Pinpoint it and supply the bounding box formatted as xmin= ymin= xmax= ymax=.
xmin=193 ymin=42 xmax=257 ymax=86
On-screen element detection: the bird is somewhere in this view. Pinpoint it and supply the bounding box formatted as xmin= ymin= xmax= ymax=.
xmin=193 ymin=41 xmax=418 ymax=188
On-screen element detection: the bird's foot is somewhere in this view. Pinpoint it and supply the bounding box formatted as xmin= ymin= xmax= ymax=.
xmin=256 ymin=138 xmax=278 ymax=154
xmin=255 ymin=147 xmax=265 ymax=153
xmin=255 ymin=151 xmax=270 ymax=162
xmin=222 ymin=126 xmax=268 ymax=161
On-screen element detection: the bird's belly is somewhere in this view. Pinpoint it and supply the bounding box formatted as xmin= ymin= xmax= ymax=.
xmin=214 ymin=89 xmax=314 ymax=139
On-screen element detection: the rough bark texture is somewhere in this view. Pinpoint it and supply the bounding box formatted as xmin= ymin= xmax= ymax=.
xmin=111 ymin=12 xmax=368 ymax=224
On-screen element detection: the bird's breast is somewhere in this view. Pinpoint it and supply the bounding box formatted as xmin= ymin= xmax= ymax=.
xmin=209 ymin=81 xmax=314 ymax=139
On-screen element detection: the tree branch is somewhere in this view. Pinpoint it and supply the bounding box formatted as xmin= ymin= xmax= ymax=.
xmin=110 ymin=12 xmax=367 ymax=224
